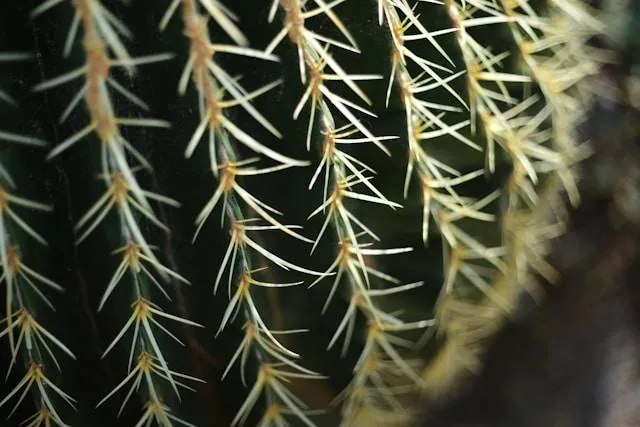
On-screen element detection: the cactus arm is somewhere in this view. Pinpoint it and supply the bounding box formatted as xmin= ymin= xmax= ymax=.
xmin=370 ymin=0 xmax=508 ymax=396
xmin=368 ymin=0 xmax=605 ymax=400
xmin=30 ymin=1 xmax=204 ymax=425
xmin=159 ymin=1 xmax=327 ymax=425
xmin=417 ymin=0 xmax=607 ymax=396
xmin=0 ymin=52 xmax=75 ymax=427
xmin=266 ymin=1 xmax=433 ymax=425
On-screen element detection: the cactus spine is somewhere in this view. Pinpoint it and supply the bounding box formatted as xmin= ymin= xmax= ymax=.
xmin=0 ymin=0 xmax=618 ymax=426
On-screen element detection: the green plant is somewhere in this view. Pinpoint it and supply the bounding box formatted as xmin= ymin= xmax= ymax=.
xmin=0 ymin=0 xmax=627 ymax=426
xmin=414 ymin=78 xmax=640 ymax=425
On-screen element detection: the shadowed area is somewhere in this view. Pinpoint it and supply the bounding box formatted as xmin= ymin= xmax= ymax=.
xmin=414 ymin=69 xmax=640 ymax=427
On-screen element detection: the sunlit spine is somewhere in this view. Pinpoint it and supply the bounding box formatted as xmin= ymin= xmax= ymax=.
xmin=31 ymin=1 xmax=203 ymax=425
xmin=160 ymin=1 xmax=324 ymax=425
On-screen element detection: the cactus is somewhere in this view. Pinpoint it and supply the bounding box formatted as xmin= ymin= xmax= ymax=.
xmin=0 ymin=0 xmax=634 ymax=426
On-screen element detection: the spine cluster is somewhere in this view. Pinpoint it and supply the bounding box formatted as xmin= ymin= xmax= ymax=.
xmin=268 ymin=1 xmax=432 ymax=424
xmin=0 ymin=51 xmax=75 ymax=427
xmin=31 ymin=1 xmax=202 ymax=425
xmin=161 ymin=1 xmax=324 ymax=425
